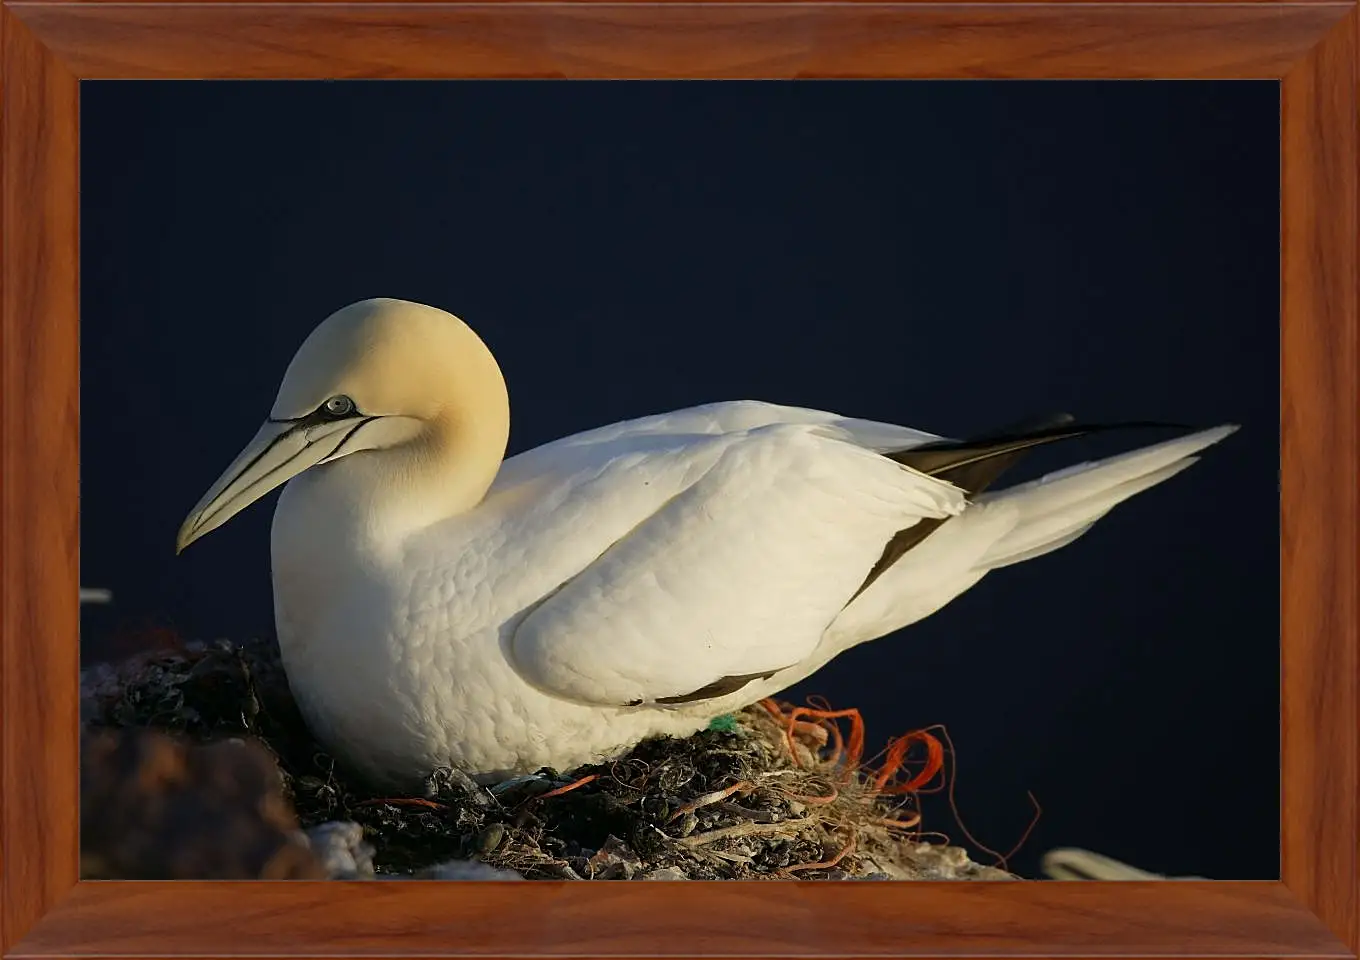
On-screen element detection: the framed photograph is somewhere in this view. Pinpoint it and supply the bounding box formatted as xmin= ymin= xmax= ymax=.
xmin=3 ymin=3 xmax=1355 ymax=959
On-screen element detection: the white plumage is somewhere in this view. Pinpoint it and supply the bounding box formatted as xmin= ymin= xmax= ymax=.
xmin=178 ymin=298 xmax=1235 ymax=787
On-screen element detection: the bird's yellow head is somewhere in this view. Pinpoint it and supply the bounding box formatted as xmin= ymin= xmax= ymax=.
xmin=176 ymin=298 xmax=509 ymax=553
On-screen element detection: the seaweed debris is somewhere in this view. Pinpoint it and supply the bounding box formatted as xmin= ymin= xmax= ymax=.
xmin=81 ymin=635 xmax=1016 ymax=881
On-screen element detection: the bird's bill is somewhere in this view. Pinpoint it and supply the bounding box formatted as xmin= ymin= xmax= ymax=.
xmin=176 ymin=417 xmax=359 ymax=554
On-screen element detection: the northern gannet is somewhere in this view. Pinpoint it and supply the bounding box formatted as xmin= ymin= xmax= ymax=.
xmin=177 ymin=298 xmax=1236 ymax=788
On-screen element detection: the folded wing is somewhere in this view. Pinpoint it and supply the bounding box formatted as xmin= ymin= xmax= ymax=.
xmin=507 ymin=422 xmax=964 ymax=707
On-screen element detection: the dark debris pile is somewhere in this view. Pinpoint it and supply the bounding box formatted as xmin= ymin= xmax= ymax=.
xmin=80 ymin=725 xmax=327 ymax=880
xmin=81 ymin=636 xmax=1016 ymax=881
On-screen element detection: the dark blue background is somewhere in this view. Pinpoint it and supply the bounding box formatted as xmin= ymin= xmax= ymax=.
xmin=80 ymin=81 xmax=1279 ymax=880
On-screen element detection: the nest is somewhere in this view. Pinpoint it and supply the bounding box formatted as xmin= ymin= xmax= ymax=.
xmin=81 ymin=636 xmax=1017 ymax=881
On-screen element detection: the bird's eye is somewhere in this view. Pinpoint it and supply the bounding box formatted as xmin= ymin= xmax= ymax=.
xmin=324 ymin=395 xmax=355 ymax=417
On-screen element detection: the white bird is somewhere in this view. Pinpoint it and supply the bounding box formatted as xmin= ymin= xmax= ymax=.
xmin=1041 ymin=847 xmax=1205 ymax=880
xmin=177 ymin=298 xmax=1236 ymax=788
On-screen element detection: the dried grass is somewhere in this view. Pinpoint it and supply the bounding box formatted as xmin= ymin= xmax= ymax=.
xmin=81 ymin=635 xmax=1017 ymax=880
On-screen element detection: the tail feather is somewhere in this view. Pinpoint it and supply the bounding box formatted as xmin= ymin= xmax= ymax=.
xmin=982 ymin=522 xmax=1096 ymax=571
xmin=829 ymin=420 xmax=1238 ymax=651
xmin=980 ymin=457 xmax=1199 ymax=569
xmin=972 ymin=424 xmax=1236 ymax=570
xmin=854 ymin=417 xmax=1205 ymax=599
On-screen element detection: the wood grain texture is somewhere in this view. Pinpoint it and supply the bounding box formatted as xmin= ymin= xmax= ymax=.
xmin=0 ymin=2 xmax=1355 ymax=958
xmin=6 ymin=3 xmax=1351 ymax=79
xmin=5 ymin=0 xmax=1341 ymax=5
xmin=1282 ymin=9 xmax=1360 ymax=953
xmin=0 ymin=5 xmax=80 ymax=955
xmin=7 ymin=881 xmax=1353 ymax=958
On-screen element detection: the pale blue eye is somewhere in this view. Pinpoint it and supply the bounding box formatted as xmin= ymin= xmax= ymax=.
xmin=324 ymin=395 xmax=355 ymax=417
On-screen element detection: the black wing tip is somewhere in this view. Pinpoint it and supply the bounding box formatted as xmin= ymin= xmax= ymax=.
xmin=911 ymin=416 xmax=1197 ymax=453
xmin=969 ymin=418 xmax=1201 ymax=445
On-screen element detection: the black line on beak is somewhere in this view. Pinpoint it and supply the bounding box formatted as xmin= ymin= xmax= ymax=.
xmin=224 ymin=421 xmax=306 ymax=493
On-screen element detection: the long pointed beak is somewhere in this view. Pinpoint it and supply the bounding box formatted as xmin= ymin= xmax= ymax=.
xmin=176 ymin=416 xmax=365 ymax=554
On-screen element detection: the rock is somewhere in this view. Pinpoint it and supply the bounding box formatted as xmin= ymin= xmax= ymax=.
xmin=641 ymin=866 xmax=690 ymax=880
xmin=473 ymin=822 xmax=507 ymax=858
xmin=80 ymin=727 xmax=325 ymax=879
xmin=887 ymin=843 xmax=1016 ymax=881
xmin=425 ymin=766 xmax=498 ymax=809
xmin=583 ymin=834 xmax=640 ymax=879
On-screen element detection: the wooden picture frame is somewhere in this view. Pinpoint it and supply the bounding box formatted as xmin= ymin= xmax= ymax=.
xmin=2 ymin=2 xmax=1355 ymax=957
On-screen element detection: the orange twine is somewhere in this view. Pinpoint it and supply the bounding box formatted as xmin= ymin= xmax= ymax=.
xmin=871 ymin=728 xmax=946 ymax=795
xmin=760 ymin=696 xmax=1043 ymax=870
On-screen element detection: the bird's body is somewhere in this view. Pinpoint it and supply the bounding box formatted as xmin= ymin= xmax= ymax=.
xmin=270 ymin=401 xmax=956 ymax=784
xmin=179 ymin=299 xmax=1236 ymax=788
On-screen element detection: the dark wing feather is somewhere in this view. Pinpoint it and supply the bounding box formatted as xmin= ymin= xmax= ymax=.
xmin=652 ymin=669 xmax=784 ymax=705
xmin=850 ymin=416 xmax=1189 ymax=600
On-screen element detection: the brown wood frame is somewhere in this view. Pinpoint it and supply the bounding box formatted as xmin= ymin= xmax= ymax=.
xmin=1 ymin=2 xmax=1355 ymax=957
